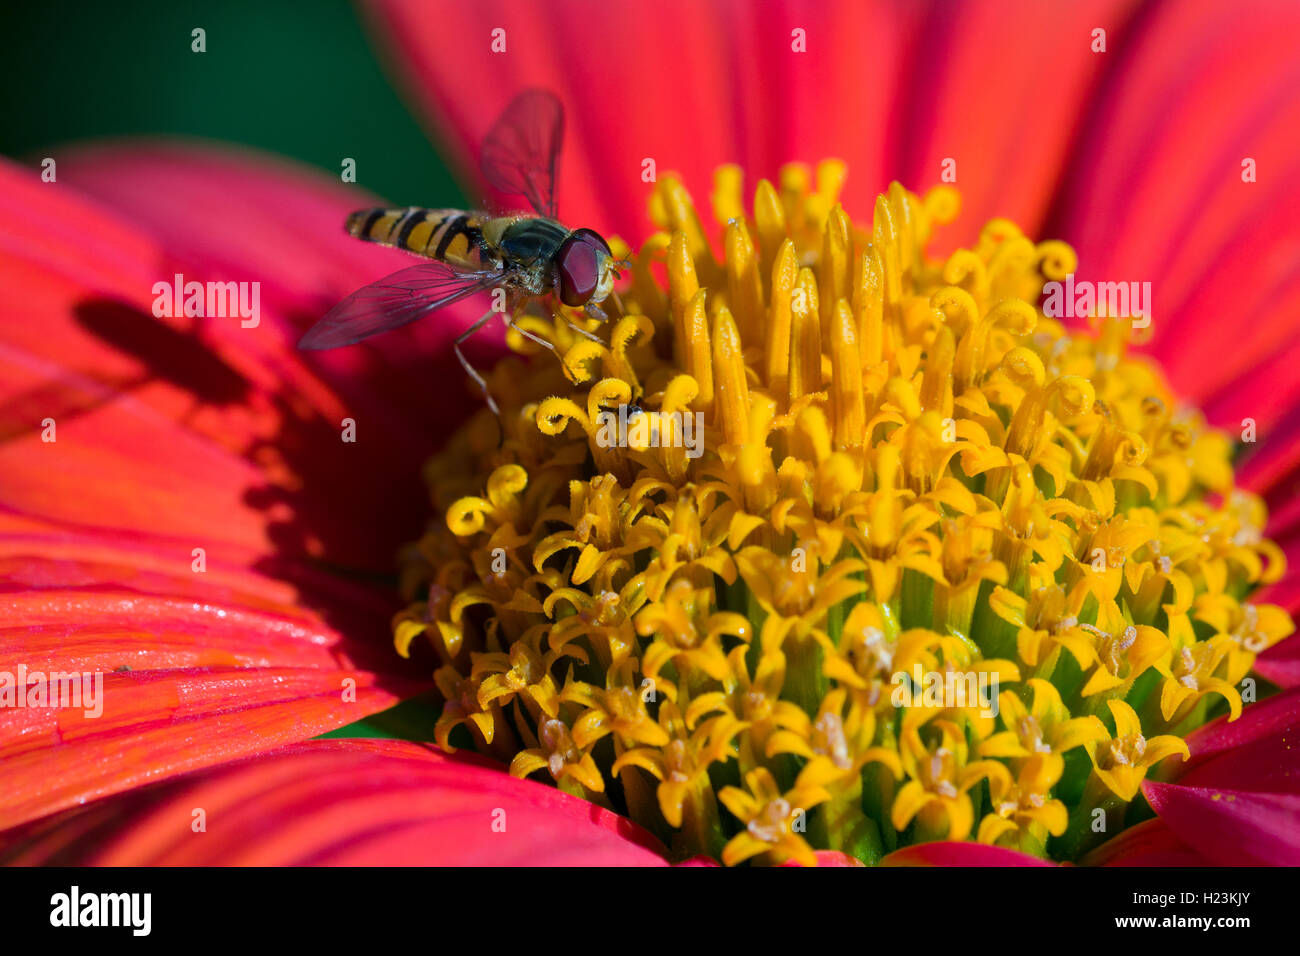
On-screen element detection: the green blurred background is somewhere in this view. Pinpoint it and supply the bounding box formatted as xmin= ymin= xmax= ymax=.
xmin=0 ymin=0 xmax=466 ymax=205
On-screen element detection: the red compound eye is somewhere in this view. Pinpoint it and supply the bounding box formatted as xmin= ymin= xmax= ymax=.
xmin=556 ymin=228 xmax=610 ymax=306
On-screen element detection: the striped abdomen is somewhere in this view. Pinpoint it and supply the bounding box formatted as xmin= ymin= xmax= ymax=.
xmin=345 ymin=207 xmax=491 ymax=270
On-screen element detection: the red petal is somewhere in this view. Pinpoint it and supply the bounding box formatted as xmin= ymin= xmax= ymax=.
xmin=888 ymin=0 xmax=1137 ymax=247
xmin=365 ymin=0 xmax=893 ymax=240
xmin=1240 ymin=433 xmax=1300 ymax=545
xmin=1182 ymin=686 xmax=1300 ymax=763
xmin=1 ymin=149 xmax=494 ymax=573
xmin=1044 ymin=0 xmax=1300 ymax=427
xmin=1178 ymin=737 xmax=1300 ymax=796
xmin=0 ymin=519 xmax=402 ymax=650
xmin=0 ymin=739 xmax=667 ymax=866
xmin=1148 ymin=665 xmax=1300 ymax=867
xmin=366 ymin=0 xmax=1129 ymax=248
xmin=1142 ymin=781 xmax=1300 ymax=866
xmin=1243 ymin=524 xmax=1300 ymax=618
xmin=0 ymin=160 xmax=286 ymax=558
xmin=1255 ymin=636 xmax=1300 ymax=689
xmin=880 ymin=841 xmax=1056 ymax=866
xmin=1083 ymin=818 xmax=1215 ymax=866
xmin=0 ymin=518 xmax=430 ymax=831
xmin=1173 ymin=688 xmax=1300 ymax=794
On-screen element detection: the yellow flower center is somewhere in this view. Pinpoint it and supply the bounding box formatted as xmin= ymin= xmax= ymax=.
xmin=394 ymin=161 xmax=1293 ymax=865
xmin=1016 ymin=715 xmax=1052 ymax=754
xmin=922 ymin=750 xmax=960 ymax=798
xmin=1102 ymin=734 xmax=1146 ymax=769
xmin=748 ymin=798 xmax=795 ymax=842
xmin=540 ymin=719 xmax=582 ymax=775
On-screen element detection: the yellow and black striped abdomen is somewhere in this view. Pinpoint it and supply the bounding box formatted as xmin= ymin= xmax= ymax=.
xmin=344 ymin=207 xmax=490 ymax=269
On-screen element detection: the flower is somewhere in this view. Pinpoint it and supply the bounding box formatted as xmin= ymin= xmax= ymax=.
xmin=1088 ymin=700 xmax=1190 ymax=803
xmin=978 ymin=679 xmax=1108 ymax=759
xmin=976 ymin=753 xmax=1069 ymax=852
xmin=392 ymin=165 xmax=1292 ymax=865
xmin=4 ymin=0 xmax=1300 ymax=867
xmin=718 ymin=767 xmax=833 ymax=867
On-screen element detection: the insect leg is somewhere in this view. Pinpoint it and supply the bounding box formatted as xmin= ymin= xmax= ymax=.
xmin=512 ymin=309 xmax=595 ymax=383
xmin=564 ymin=311 xmax=604 ymax=343
xmin=545 ymin=300 xmax=600 ymax=356
xmin=454 ymin=307 xmax=500 ymax=415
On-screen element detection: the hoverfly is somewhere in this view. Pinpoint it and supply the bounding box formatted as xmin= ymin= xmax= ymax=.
xmin=298 ymin=89 xmax=622 ymax=413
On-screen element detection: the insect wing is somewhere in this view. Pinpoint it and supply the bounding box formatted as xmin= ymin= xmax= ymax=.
xmin=298 ymin=262 xmax=503 ymax=350
xmin=480 ymin=88 xmax=563 ymax=219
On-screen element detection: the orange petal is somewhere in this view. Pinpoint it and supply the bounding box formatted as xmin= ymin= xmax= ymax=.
xmin=0 ymin=739 xmax=667 ymax=865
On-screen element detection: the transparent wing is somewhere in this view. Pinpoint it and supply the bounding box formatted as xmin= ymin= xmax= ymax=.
xmin=480 ymin=88 xmax=563 ymax=219
xmin=298 ymin=262 xmax=503 ymax=350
